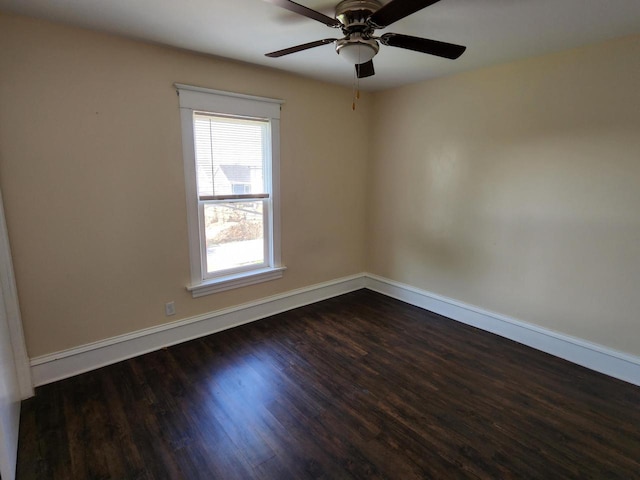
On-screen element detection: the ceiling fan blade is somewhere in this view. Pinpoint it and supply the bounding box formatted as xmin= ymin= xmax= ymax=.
xmin=265 ymin=38 xmax=337 ymax=57
xmin=264 ymin=0 xmax=342 ymax=27
xmin=355 ymin=60 xmax=375 ymax=78
xmin=369 ymin=0 xmax=442 ymax=28
xmin=380 ymin=33 xmax=466 ymax=59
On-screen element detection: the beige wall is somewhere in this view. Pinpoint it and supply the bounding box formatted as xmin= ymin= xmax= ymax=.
xmin=368 ymin=35 xmax=640 ymax=356
xmin=0 ymin=13 xmax=369 ymax=357
xmin=2 ymin=11 xmax=639 ymax=362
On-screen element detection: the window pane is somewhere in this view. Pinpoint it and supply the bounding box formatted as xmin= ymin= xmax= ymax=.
xmin=194 ymin=114 xmax=267 ymax=197
xmin=204 ymin=201 xmax=264 ymax=274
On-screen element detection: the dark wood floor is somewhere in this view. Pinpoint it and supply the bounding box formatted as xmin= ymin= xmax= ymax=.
xmin=17 ymin=289 xmax=640 ymax=479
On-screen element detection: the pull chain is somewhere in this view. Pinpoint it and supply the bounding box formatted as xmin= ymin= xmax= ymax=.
xmin=352 ymin=45 xmax=363 ymax=111
xmin=352 ymin=67 xmax=358 ymax=111
xmin=352 ymin=69 xmax=362 ymax=110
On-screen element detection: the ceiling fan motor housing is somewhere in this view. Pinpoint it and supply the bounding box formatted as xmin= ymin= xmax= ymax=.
xmin=336 ymin=0 xmax=382 ymax=33
xmin=335 ymin=0 xmax=382 ymax=63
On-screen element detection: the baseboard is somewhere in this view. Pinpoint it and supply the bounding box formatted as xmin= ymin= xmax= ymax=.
xmin=30 ymin=274 xmax=366 ymax=387
xmin=364 ymin=273 xmax=640 ymax=386
xmin=30 ymin=272 xmax=640 ymax=388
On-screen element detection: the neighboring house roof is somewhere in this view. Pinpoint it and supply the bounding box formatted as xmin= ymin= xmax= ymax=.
xmin=220 ymin=164 xmax=251 ymax=184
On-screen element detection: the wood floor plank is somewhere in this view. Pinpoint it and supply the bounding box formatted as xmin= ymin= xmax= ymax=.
xmin=17 ymin=290 xmax=640 ymax=479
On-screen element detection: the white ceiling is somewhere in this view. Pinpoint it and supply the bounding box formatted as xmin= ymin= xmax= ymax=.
xmin=1 ymin=0 xmax=639 ymax=91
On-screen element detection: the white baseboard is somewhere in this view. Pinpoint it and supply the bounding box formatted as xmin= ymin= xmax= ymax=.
xmin=30 ymin=274 xmax=366 ymax=387
xmin=364 ymin=273 xmax=640 ymax=387
xmin=30 ymin=272 xmax=640 ymax=388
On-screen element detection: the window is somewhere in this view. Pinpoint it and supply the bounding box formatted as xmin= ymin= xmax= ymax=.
xmin=231 ymin=183 xmax=252 ymax=195
xmin=176 ymin=84 xmax=285 ymax=297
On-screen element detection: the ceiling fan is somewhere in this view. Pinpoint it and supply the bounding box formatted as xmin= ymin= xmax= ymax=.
xmin=264 ymin=0 xmax=466 ymax=78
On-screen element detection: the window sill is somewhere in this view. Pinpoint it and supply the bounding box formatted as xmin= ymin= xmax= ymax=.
xmin=186 ymin=266 xmax=287 ymax=298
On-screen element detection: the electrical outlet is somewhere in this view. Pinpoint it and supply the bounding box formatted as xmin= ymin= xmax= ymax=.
xmin=165 ymin=301 xmax=176 ymax=316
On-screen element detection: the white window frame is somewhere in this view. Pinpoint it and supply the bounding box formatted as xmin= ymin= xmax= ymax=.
xmin=176 ymin=84 xmax=285 ymax=297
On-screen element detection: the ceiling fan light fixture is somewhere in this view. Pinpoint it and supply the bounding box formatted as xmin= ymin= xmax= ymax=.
xmin=336 ymin=37 xmax=379 ymax=64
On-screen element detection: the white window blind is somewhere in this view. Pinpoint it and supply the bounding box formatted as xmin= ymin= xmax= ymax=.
xmin=193 ymin=113 xmax=269 ymax=199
